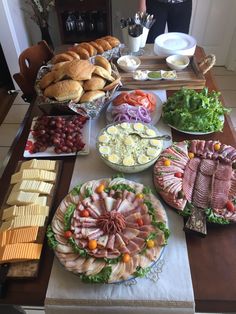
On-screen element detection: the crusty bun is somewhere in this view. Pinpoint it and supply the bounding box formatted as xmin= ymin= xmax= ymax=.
xmin=54 ymin=59 xmax=95 ymax=82
xmin=44 ymin=80 xmax=83 ymax=102
xmin=83 ymin=75 xmax=106 ymax=91
xmin=70 ymin=46 xmax=90 ymax=59
xmin=66 ymin=50 xmax=80 ymax=59
xmin=93 ymin=65 xmax=115 ymax=82
xmin=80 ymin=90 xmax=105 ymax=103
xmin=95 ymin=39 xmax=112 ymax=51
xmin=39 ymin=71 xmax=55 ymax=89
xmin=78 ymin=42 xmax=97 ymax=57
xmin=103 ymin=77 xmax=121 ymax=91
xmin=89 ymin=41 xmax=104 ymax=54
xmin=103 ymin=36 xmax=120 ymax=48
xmin=51 ymin=53 xmax=74 ymax=64
xmin=51 ymin=61 xmax=70 ymax=71
xmin=94 ymin=55 xmax=112 ymax=75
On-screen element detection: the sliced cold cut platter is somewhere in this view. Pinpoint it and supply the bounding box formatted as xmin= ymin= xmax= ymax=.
xmin=46 ymin=176 xmax=169 ymax=283
xmin=153 ymin=140 xmax=236 ymax=234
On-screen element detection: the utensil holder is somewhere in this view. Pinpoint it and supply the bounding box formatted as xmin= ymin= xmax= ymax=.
xmin=140 ymin=27 xmax=149 ymax=48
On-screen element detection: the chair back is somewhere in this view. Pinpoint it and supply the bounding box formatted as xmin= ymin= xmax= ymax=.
xmin=13 ymin=40 xmax=54 ymax=101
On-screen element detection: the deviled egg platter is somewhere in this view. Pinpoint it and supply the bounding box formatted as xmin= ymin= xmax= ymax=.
xmin=96 ymin=122 xmax=163 ymax=173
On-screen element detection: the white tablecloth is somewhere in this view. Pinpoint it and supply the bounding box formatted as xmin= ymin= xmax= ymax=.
xmin=45 ymin=91 xmax=195 ymax=314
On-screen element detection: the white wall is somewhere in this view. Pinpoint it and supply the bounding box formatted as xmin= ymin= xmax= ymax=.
xmin=0 ymin=0 xmax=31 ymax=88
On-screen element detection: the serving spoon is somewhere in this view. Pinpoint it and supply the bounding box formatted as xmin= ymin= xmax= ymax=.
xmin=129 ymin=133 xmax=171 ymax=141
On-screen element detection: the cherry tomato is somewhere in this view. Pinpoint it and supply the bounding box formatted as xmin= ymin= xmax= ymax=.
xmin=188 ymin=152 xmax=195 ymax=159
xmin=146 ymin=239 xmax=155 ymax=248
xmin=122 ymin=253 xmax=131 ymax=263
xmin=64 ymin=230 xmax=72 ymax=239
xmin=164 ymin=159 xmax=171 ymax=166
xmin=136 ymin=193 xmax=144 ymax=199
xmin=136 ymin=218 xmax=144 ymax=226
xmin=226 ymin=200 xmax=235 ymax=212
xmin=88 ymin=239 xmax=97 ymax=250
xmin=80 ymin=209 xmax=90 ymax=217
xmin=214 ymin=143 xmax=221 ymax=151
xmin=174 ymin=172 xmax=183 ymax=178
xmin=96 ymin=183 xmax=105 ymax=193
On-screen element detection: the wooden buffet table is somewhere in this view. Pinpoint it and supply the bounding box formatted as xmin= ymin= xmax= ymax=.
xmin=0 ymin=47 xmax=236 ymax=313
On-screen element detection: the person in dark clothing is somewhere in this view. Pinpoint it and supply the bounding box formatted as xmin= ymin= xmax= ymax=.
xmin=138 ymin=0 xmax=192 ymax=43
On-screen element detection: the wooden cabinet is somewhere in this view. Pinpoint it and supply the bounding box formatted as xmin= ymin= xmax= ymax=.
xmin=55 ymin=0 xmax=112 ymax=44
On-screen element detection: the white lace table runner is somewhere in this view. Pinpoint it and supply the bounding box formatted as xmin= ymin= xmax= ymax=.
xmin=45 ymin=91 xmax=195 ymax=314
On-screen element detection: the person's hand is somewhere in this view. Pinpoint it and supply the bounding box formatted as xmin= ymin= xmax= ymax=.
xmin=138 ymin=0 xmax=146 ymax=12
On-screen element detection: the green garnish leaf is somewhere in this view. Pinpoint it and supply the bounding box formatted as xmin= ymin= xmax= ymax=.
xmin=46 ymin=225 xmax=58 ymax=249
xmin=111 ymin=184 xmax=135 ymax=193
xmin=142 ymin=186 xmax=153 ymax=195
xmin=205 ymin=208 xmax=230 ymax=225
xmin=144 ymin=200 xmax=170 ymax=244
xmin=70 ymin=184 xmax=82 ymax=196
xmin=134 ymin=266 xmax=151 ymax=278
xmin=146 ymin=232 xmax=157 ymax=241
xmin=104 ymin=256 xmax=122 ymax=265
xmin=64 ymin=204 xmax=76 ymax=231
xmin=68 ymin=237 xmax=88 ymax=257
xmin=85 ymin=187 xmax=93 ymax=197
xmin=81 ymin=266 xmax=112 ymax=283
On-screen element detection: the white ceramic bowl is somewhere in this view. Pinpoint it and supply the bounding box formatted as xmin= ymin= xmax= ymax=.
xmin=96 ymin=122 xmax=163 ymax=173
xmin=117 ymin=55 xmax=141 ymax=72
xmin=166 ymin=55 xmax=190 ymax=71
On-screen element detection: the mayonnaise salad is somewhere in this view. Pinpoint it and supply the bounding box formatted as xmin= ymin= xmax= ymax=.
xmin=97 ymin=122 xmax=163 ymax=173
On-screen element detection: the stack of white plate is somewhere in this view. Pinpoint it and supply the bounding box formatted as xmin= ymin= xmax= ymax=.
xmin=154 ymin=32 xmax=197 ymax=56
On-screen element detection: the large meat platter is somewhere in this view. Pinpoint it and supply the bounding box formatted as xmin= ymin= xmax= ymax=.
xmin=153 ymin=140 xmax=236 ymax=235
xmin=47 ymin=176 xmax=169 ymax=283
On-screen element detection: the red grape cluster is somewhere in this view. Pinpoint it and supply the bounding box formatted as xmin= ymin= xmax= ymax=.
xmin=31 ymin=115 xmax=88 ymax=154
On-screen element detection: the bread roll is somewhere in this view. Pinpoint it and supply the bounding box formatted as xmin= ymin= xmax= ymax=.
xmin=54 ymin=59 xmax=95 ymax=82
xmin=83 ymin=75 xmax=106 ymax=91
xmin=70 ymin=46 xmax=90 ymax=59
xmin=103 ymin=77 xmax=121 ymax=91
xmin=89 ymin=41 xmax=104 ymax=54
xmin=93 ymin=66 xmax=115 ymax=82
xmin=51 ymin=61 xmax=70 ymax=71
xmin=66 ymin=50 xmax=80 ymax=59
xmin=44 ymin=80 xmax=83 ymax=102
xmin=103 ymin=36 xmax=120 ymax=48
xmin=95 ymin=39 xmax=112 ymax=51
xmin=94 ymin=56 xmax=112 ymax=75
xmin=39 ymin=71 xmax=55 ymax=89
xmin=51 ymin=53 xmax=74 ymax=64
xmin=80 ymin=90 xmax=105 ymax=103
xmin=78 ymin=43 xmax=97 ymax=57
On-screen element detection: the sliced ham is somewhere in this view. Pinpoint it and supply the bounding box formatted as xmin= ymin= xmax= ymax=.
xmin=116 ymin=199 xmax=133 ymax=213
xmin=106 ymin=234 xmax=115 ymax=250
xmin=114 ymin=233 xmax=126 ymax=249
xmin=88 ymin=229 xmax=104 ymax=240
xmin=126 ymin=240 xmax=140 ymax=254
xmin=123 ymin=227 xmax=140 ymax=239
xmin=85 ymin=260 xmax=106 ymax=276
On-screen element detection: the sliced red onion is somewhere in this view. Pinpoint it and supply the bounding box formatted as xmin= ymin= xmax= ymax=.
xmin=110 ymin=103 xmax=152 ymax=123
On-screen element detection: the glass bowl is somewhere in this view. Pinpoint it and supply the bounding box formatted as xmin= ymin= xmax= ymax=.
xmin=96 ymin=122 xmax=163 ymax=173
